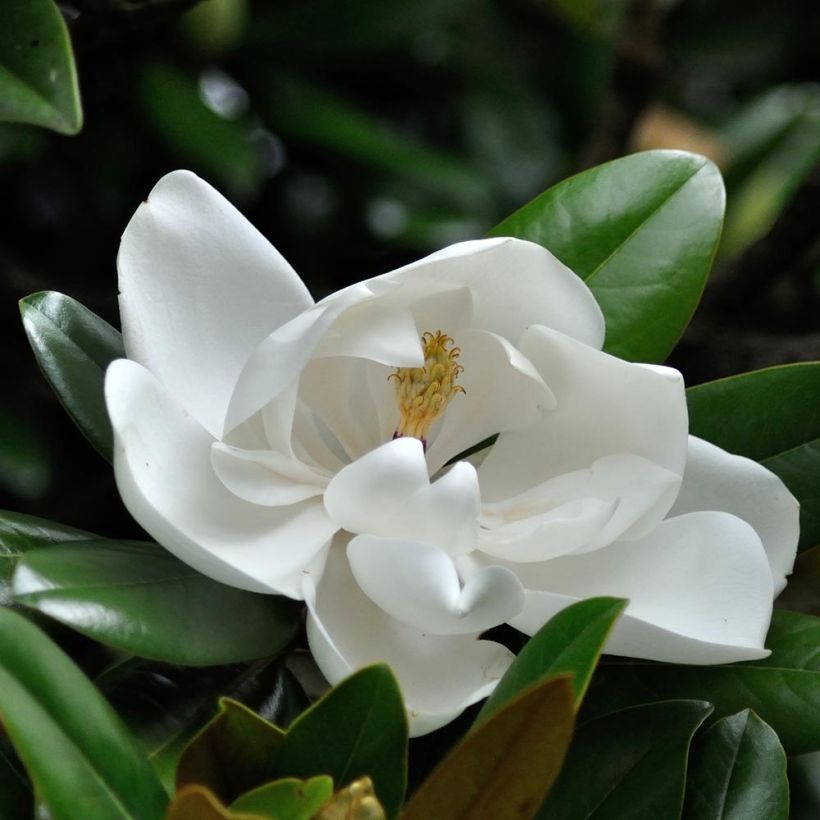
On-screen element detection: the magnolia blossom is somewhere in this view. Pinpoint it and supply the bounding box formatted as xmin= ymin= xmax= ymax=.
xmin=106 ymin=171 xmax=799 ymax=735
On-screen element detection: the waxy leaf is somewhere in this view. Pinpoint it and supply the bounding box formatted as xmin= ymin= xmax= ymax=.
xmin=273 ymin=664 xmax=407 ymax=820
xmin=538 ymin=699 xmax=713 ymax=819
xmin=176 ymin=698 xmax=285 ymax=804
xmin=12 ymin=540 xmax=299 ymax=665
xmin=0 ymin=607 xmax=167 ymax=820
xmin=20 ymin=291 xmax=124 ymax=460
xmin=688 ymin=362 xmax=820 ymax=550
xmin=583 ymin=610 xmax=820 ymax=755
xmin=167 ymin=786 xmax=264 ymax=820
xmin=0 ymin=509 xmax=95 ymax=604
xmin=0 ymin=0 xmax=82 ymax=133
xmin=491 ymin=150 xmax=724 ymax=363
xmin=231 ymin=776 xmax=334 ymax=817
xmin=475 ymin=597 xmax=625 ymax=726
xmin=684 ymin=710 xmax=788 ymax=820
xmin=403 ymin=675 xmax=574 ymax=820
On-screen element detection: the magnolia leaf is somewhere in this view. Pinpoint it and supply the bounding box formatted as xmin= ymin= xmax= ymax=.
xmin=0 ymin=0 xmax=82 ymax=133
xmin=12 ymin=539 xmax=299 ymax=665
xmin=538 ymin=699 xmax=713 ymax=819
xmin=176 ymin=698 xmax=285 ymax=804
xmin=403 ymin=675 xmax=574 ymax=820
xmin=687 ymin=362 xmax=820 ymax=550
xmin=166 ymin=785 xmax=265 ymax=820
xmin=491 ymin=149 xmax=724 ymax=363
xmin=230 ymin=776 xmax=334 ymax=818
xmin=583 ymin=610 xmax=820 ymax=754
xmin=20 ymin=291 xmax=124 ymax=460
xmin=684 ymin=710 xmax=788 ymax=820
xmin=0 ymin=607 xmax=167 ymax=820
xmin=312 ymin=777 xmax=386 ymax=820
xmin=0 ymin=509 xmax=95 ymax=605
xmin=273 ymin=664 xmax=408 ymax=820
xmin=475 ymin=596 xmax=625 ymax=726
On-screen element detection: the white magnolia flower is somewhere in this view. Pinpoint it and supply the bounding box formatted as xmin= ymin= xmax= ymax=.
xmin=106 ymin=171 xmax=799 ymax=735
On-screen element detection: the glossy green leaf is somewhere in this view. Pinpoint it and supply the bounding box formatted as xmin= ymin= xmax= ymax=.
xmin=98 ymin=658 xmax=307 ymax=794
xmin=583 ymin=610 xmax=820 ymax=755
xmin=491 ymin=149 xmax=724 ymax=363
xmin=0 ymin=606 xmax=167 ymax=820
xmin=403 ymin=675 xmax=575 ymax=820
xmin=688 ymin=363 xmax=820 ymax=550
xmin=20 ymin=291 xmax=124 ymax=460
xmin=139 ymin=62 xmax=263 ymax=197
xmin=177 ymin=698 xmax=285 ymax=804
xmin=273 ymin=664 xmax=407 ymax=820
xmin=538 ymin=699 xmax=713 ymax=819
xmin=475 ymin=597 xmax=625 ymax=726
xmin=0 ymin=0 xmax=82 ymax=133
xmin=231 ymin=776 xmax=334 ymax=817
xmin=12 ymin=540 xmax=299 ymax=665
xmin=0 ymin=509 xmax=95 ymax=605
xmin=167 ymin=785 xmax=265 ymax=820
xmin=684 ymin=710 xmax=788 ymax=820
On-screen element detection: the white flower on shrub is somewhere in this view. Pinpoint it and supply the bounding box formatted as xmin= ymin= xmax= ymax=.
xmin=106 ymin=171 xmax=798 ymax=735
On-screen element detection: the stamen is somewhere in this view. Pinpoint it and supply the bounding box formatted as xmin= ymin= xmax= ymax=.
xmin=389 ymin=330 xmax=465 ymax=451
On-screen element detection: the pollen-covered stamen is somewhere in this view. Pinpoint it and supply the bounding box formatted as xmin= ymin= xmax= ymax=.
xmin=389 ymin=330 xmax=465 ymax=450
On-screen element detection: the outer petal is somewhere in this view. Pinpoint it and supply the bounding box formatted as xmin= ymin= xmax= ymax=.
xmin=669 ymin=436 xmax=799 ymax=595
xmin=105 ymin=359 xmax=337 ymax=598
xmin=478 ymin=325 xmax=688 ymax=501
xmin=303 ymin=540 xmax=514 ymax=736
xmin=483 ymin=511 xmax=776 ymax=664
xmin=379 ymin=237 xmax=605 ymax=349
xmin=324 ymin=438 xmax=480 ymax=556
xmin=347 ymin=536 xmax=524 ymax=634
xmin=118 ymin=170 xmax=312 ymax=438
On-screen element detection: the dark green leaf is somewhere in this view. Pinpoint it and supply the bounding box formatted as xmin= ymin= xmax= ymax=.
xmin=475 ymin=597 xmax=625 ymax=725
xmin=20 ymin=291 xmax=124 ymax=460
xmin=688 ymin=363 xmax=820 ymax=550
xmin=0 ymin=738 xmax=32 ymax=820
xmin=177 ymin=698 xmax=285 ymax=804
xmin=490 ymin=149 xmax=724 ymax=363
xmin=273 ymin=664 xmax=408 ymax=820
xmin=0 ymin=509 xmax=95 ymax=605
xmin=538 ymin=700 xmax=713 ymax=819
xmin=12 ymin=540 xmax=299 ymax=665
xmin=0 ymin=0 xmax=82 ymax=133
xmin=403 ymin=675 xmax=575 ymax=820
xmin=582 ymin=610 xmax=820 ymax=755
xmin=0 ymin=606 xmax=167 ymax=819
xmin=684 ymin=710 xmax=788 ymax=820
xmin=231 ymin=776 xmax=334 ymax=817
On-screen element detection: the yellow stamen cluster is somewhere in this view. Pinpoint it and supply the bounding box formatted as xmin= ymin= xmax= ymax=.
xmin=389 ymin=330 xmax=465 ymax=449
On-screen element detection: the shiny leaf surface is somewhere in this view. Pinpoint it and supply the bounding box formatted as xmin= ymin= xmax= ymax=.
xmin=230 ymin=775 xmax=334 ymax=818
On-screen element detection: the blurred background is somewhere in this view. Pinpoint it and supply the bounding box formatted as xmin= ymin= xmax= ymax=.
xmin=1 ymin=0 xmax=819 ymax=547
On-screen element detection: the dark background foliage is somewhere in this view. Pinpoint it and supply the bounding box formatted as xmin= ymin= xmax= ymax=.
xmin=1 ymin=0 xmax=819 ymax=555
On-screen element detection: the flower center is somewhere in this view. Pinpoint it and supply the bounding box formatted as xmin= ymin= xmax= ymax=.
xmin=389 ymin=330 xmax=465 ymax=450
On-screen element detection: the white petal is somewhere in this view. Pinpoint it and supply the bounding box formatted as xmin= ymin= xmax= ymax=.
xmin=426 ymin=329 xmax=556 ymax=474
xmin=379 ymin=237 xmax=605 ymax=349
xmin=118 ymin=170 xmax=312 ymax=438
xmin=496 ymin=511 xmax=775 ymax=664
xmin=478 ymin=453 xmax=681 ymax=560
xmin=478 ymin=326 xmax=688 ymax=501
xmin=211 ymin=442 xmax=328 ymax=506
xmin=347 ymin=536 xmax=524 ymax=634
xmin=324 ymin=438 xmax=480 ymax=556
xmin=225 ymin=283 xmax=377 ymax=433
xmin=105 ymin=359 xmax=337 ymax=598
xmin=303 ymin=540 xmax=514 ymax=736
xmin=669 ymin=436 xmax=799 ymax=595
